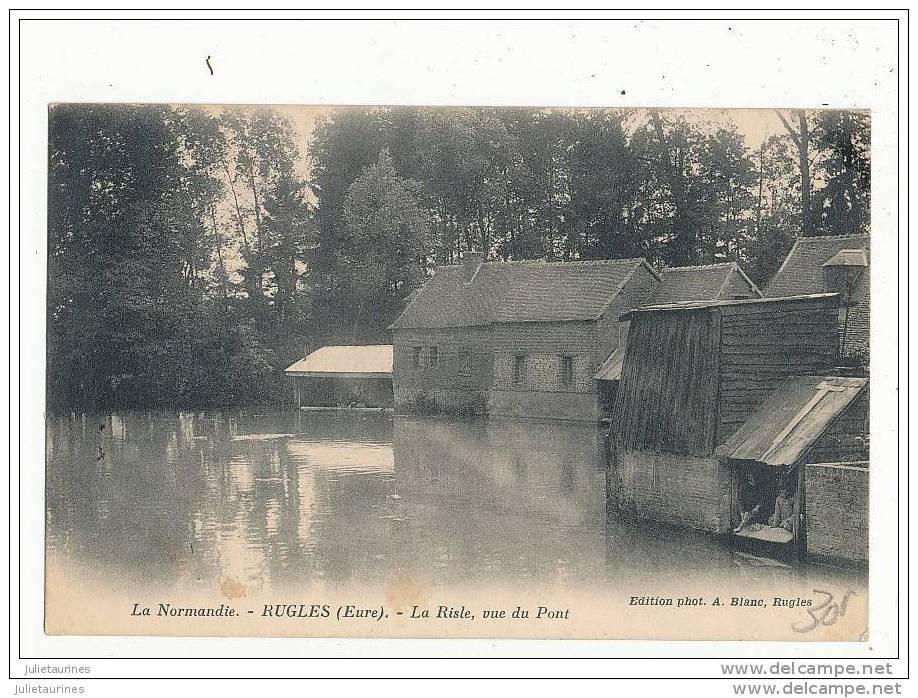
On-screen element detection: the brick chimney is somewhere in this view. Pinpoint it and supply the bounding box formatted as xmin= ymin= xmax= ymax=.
xmin=461 ymin=251 xmax=484 ymax=283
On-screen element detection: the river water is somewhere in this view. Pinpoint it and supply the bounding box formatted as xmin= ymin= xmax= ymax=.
xmin=44 ymin=409 xmax=868 ymax=639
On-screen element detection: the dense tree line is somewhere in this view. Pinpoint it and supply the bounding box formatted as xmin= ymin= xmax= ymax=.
xmin=47 ymin=105 xmax=870 ymax=411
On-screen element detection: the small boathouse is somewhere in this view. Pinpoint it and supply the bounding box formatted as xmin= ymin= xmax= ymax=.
xmin=284 ymin=345 xmax=393 ymax=409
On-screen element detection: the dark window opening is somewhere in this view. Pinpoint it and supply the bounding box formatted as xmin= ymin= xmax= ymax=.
xmin=412 ymin=347 xmax=421 ymax=369
xmin=458 ymin=350 xmax=472 ymax=376
xmin=560 ymin=355 xmax=574 ymax=386
xmin=513 ymin=354 xmax=527 ymax=385
xmin=429 ymin=346 xmax=438 ymax=368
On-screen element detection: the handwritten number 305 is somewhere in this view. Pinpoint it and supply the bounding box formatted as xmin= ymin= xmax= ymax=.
xmin=793 ymin=589 xmax=856 ymax=633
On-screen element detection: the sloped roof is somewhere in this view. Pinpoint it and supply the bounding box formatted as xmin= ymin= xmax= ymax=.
xmin=766 ymin=234 xmax=870 ymax=297
xmin=390 ymin=258 xmax=651 ymax=329
xmin=593 ymin=345 xmax=626 ymax=381
xmin=650 ymin=262 xmax=761 ymax=305
xmin=595 ymin=262 xmax=760 ymax=383
xmin=824 ymin=248 xmax=869 ymax=267
xmin=715 ymin=375 xmax=868 ymax=466
xmin=284 ymin=345 xmax=393 ymax=377
xmin=496 ymin=259 xmax=650 ymax=323
xmin=620 ymin=292 xmax=839 ymax=320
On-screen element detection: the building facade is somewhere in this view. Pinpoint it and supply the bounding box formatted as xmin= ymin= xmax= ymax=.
xmin=390 ymin=254 xmax=662 ymax=421
xmin=593 ymin=262 xmax=762 ymax=411
xmin=391 ymin=254 xmax=765 ymax=422
xmin=766 ymin=234 xmax=870 ymax=364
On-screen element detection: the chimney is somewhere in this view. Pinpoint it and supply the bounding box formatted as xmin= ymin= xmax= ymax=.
xmin=461 ymin=251 xmax=484 ymax=283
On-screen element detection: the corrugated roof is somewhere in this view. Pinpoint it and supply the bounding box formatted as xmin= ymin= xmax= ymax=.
xmin=593 ymin=345 xmax=626 ymax=381
xmin=651 ymin=262 xmax=761 ymax=305
xmin=390 ymin=258 xmax=650 ymax=328
xmin=714 ymin=375 xmax=868 ymax=466
xmin=284 ymin=345 xmax=393 ymax=376
xmin=619 ymin=292 xmax=839 ymax=320
xmin=766 ymin=234 xmax=870 ymax=297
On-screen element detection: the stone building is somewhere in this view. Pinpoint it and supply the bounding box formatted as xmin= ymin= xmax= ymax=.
xmin=391 ymin=254 xmax=764 ymax=422
xmin=390 ymin=253 xmax=661 ymax=421
xmin=766 ymin=234 xmax=870 ymax=364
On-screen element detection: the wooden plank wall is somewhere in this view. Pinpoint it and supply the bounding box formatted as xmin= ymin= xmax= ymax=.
xmin=717 ymin=297 xmax=839 ymax=445
xmin=612 ymin=309 xmax=719 ymax=456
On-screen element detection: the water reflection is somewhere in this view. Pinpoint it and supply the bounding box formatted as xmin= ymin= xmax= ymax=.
xmin=46 ymin=410 xmax=860 ymax=596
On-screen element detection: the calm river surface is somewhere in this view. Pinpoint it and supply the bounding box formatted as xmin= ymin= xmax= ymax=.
xmin=46 ymin=410 xmax=863 ymax=597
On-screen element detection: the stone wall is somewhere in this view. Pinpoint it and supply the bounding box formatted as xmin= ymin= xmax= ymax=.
xmin=611 ymin=449 xmax=732 ymax=533
xmin=489 ymin=320 xmax=599 ymax=421
xmin=392 ymin=327 xmax=493 ymax=415
xmin=804 ymin=462 xmax=869 ymax=565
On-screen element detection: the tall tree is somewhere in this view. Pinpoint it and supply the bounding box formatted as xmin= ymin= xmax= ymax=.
xmin=696 ymin=126 xmax=757 ymax=262
xmin=339 ymin=150 xmax=428 ymax=341
xmin=48 ymin=104 xmax=209 ymax=409
xmin=776 ymin=109 xmax=816 ymax=237
xmin=562 ymin=110 xmax=645 ymax=259
xmin=743 ymin=133 xmax=800 ymax=285
xmin=218 ymin=107 xmax=303 ymax=315
xmin=261 ymin=172 xmax=313 ymax=326
xmin=307 ymin=108 xmax=388 ymax=329
xmin=811 ymin=110 xmax=871 ymax=235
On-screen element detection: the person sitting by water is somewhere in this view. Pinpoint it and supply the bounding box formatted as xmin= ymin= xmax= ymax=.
xmin=734 ymin=472 xmax=764 ymax=534
xmin=769 ymin=485 xmax=797 ymax=533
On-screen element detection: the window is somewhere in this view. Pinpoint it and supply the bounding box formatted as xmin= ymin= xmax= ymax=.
xmin=412 ymin=347 xmax=421 ymax=369
xmin=513 ymin=354 xmax=527 ymax=385
xmin=560 ymin=355 xmax=574 ymax=387
xmin=458 ymin=350 xmax=472 ymax=376
xmin=429 ymin=346 xmax=438 ymax=368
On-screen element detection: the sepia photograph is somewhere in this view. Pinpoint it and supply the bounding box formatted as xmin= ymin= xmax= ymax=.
xmin=11 ymin=10 xmax=906 ymax=692
xmin=45 ymin=103 xmax=871 ymax=640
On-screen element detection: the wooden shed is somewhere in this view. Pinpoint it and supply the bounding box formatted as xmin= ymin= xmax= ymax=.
xmin=593 ymin=262 xmax=761 ymax=418
xmin=284 ymin=345 xmax=393 ymax=409
xmin=609 ymin=293 xmax=842 ymax=536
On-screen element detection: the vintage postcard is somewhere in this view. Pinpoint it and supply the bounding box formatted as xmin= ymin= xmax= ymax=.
xmin=44 ymin=103 xmax=874 ymax=641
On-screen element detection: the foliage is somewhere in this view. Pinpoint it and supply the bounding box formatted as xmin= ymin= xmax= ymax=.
xmin=338 ymin=150 xmax=428 ymax=341
xmin=47 ymin=104 xmax=312 ymax=410
xmin=47 ymin=105 xmax=871 ymax=411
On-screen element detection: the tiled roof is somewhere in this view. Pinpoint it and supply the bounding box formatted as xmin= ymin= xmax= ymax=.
xmin=390 ymin=258 xmax=649 ymax=329
xmin=285 ymin=345 xmax=393 ymax=376
xmin=496 ymin=259 xmax=649 ymax=323
xmin=650 ymin=262 xmax=760 ymax=305
xmin=766 ymin=234 xmax=870 ymax=297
